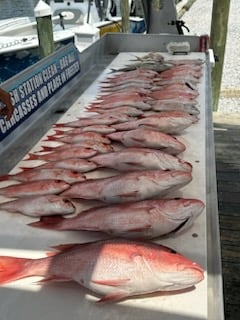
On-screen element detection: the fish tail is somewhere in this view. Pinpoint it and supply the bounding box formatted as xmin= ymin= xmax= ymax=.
xmin=25 ymin=153 xmax=41 ymax=161
xmin=19 ymin=166 xmax=41 ymax=171
xmin=0 ymin=175 xmax=10 ymax=181
xmin=53 ymin=130 xmax=66 ymax=136
xmin=86 ymin=107 xmax=101 ymax=113
xmin=0 ymin=256 xmax=32 ymax=284
xmin=53 ymin=123 xmax=67 ymax=128
xmin=40 ymin=146 xmax=55 ymax=152
xmin=29 ymin=216 xmax=65 ymax=230
xmin=43 ymin=135 xmax=58 ymax=142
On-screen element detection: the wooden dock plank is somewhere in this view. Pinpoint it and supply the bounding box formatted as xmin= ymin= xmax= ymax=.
xmin=214 ymin=112 xmax=240 ymax=320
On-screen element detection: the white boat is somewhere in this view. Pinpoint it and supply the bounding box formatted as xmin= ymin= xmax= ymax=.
xmin=0 ymin=0 xmax=145 ymax=83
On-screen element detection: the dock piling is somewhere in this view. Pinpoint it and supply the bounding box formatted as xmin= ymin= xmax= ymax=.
xmin=34 ymin=0 xmax=55 ymax=59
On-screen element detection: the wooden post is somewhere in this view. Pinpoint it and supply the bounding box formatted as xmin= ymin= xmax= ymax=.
xmin=210 ymin=0 xmax=231 ymax=111
xmin=120 ymin=0 xmax=130 ymax=33
xmin=34 ymin=0 xmax=55 ymax=59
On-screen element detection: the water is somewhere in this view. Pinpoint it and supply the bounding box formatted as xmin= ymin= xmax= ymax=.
xmin=0 ymin=0 xmax=39 ymax=19
xmin=0 ymin=1 xmax=68 ymax=83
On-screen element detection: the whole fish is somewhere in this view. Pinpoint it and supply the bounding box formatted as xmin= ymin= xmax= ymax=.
xmin=88 ymin=100 xmax=152 ymax=111
xmin=156 ymin=75 xmax=200 ymax=85
xmin=29 ymin=198 xmax=205 ymax=239
xmin=54 ymin=113 xmax=131 ymax=128
xmin=96 ymin=87 xmax=150 ymax=97
xmin=151 ymin=82 xmax=198 ymax=92
xmin=49 ymin=126 xmax=116 ymax=135
xmin=87 ymin=106 xmax=144 ymax=117
xmin=0 ymin=239 xmax=204 ymax=303
xmin=112 ymin=114 xmax=193 ymax=134
xmin=111 ymin=60 xmax=171 ymax=72
xmin=47 ymin=131 xmax=111 ymax=144
xmin=149 ymin=90 xmax=197 ymax=101
xmin=26 ymin=147 xmax=97 ymax=162
xmin=0 ymin=195 xmax=75 ymax=217
xmin=151 ymin=101 xmax=200 ymax=115
xmin=90 ymin=148 xmax=192 ymax=172
xmin=149 ymin=98 xmax=199 ymax=107
xmin=20 ymin=158 xmax=97 ymax=173
xmin=0 ymin=180 xmax=70 ymax=198
xmin=61 ymin=170 xmax=192 ymax=203
xmin=143 ymin=111 xmax=198 ymax=123
xmin=104 ymin=68 xmax=158 ymax=81
xmin=0 ymin=168 xmax=86 ymax=184
xmin=107 ymin=128 xmax=186 ymax=155
xmin=158 ymin=66 xmax=202 ymax=79
xmin=99 ymin=79 xmax=153 ymax=90
xmin=130 ymin=52 xmax=165 ymax=63
xmin=39 ymin=141 xmax=114 ymax=154
xmin=152 ymin=79 xmax=198 ymax=91
xmin=76 ymin=125 xmax=116 ymax=134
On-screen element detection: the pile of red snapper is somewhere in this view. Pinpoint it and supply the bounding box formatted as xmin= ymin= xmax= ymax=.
xmin=0 ymin=52 xmax=205 ymax=303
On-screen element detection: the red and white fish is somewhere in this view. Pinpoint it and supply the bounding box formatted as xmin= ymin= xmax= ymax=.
xmin=87 ymin=100 xmax=152 ymax=111
xmin=39 ymin=141 xmax=114 ymax=154
xmin=47 ymin=131 xmax=111 ymax=144
xmin=149 ymin=89 xmax=198 ymax=101
xmin=0 ymin=168 xmax=86 ymax=184
xmin=20 ymin=158 xmax=97 ymax=173
xmin=151 ymin=100 xmax=200 ymax=115
xmin=25 ymin=147 xmax=97 ymax=162
xmin=0 ymin=180 xmax=70 ymax=198
xmin=107 ymin=128 xmax=186 ymax=155
xmin=0 ymin=195 xmax=75 ymax=217
xmin=90 ymin=147 xmax=192 ymax=172
xmin=112 ymin=114 xmax=194 ymax=134
xmin=30 ymin=198 xmax=205 ymax=239
xmin=61 ymin=170 xmax=192 ymax=203
xmin=100 ymin=69 xmax=157 ymax=83
xmin=87 ymin=106 xmax=144 ymax=117
xmin=54 ymin=113 xmax=131 ymax=128
xmin=0 ymin=239 xmax=204 ymax=303
xmin=51 ymin=125 xmax=116 ymax=135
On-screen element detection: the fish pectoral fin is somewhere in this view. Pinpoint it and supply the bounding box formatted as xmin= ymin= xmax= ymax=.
xmin=118 ymin=191 xmax=139 ymax=198
xmin=92 ymin=278 xmax=130 ymax=287
xmin=36 ymin=275 xmax=71 ymax=284
xmin=126 ymin=224 xmax=152 ymax=232
xmin=97 ymin=291 xmax=129 ymax=303
xmin=130 ymin=137 xmax=145 ymax=143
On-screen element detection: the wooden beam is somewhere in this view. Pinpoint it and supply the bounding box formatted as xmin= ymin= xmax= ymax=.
xmin=210 ymin=0 xmax=231 ymax=111
xmin=120 ymin=0 xmax=130 ymax=33
xmin=34 ymin=0 xmax=55 ymax=58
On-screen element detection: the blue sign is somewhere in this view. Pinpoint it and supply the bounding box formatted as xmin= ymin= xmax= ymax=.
xmin=0 ymin=44 xmax=80 ymax=141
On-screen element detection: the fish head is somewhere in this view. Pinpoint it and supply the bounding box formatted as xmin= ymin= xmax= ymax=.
xmin=174 ymin=199 xmax=205 ymax=233
xmin=164 ymin=171 xmax=192 ymax=189
xmin=161 ymin=198 xmax=205 ymax=234
xmin=149 ymin=245 xmax=204 ymax=291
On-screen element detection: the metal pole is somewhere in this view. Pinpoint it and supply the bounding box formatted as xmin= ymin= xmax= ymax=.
xmin=210 ymin=0 xmax=231 ymax=111
xmin=34 ymin=0 xmax=55 ymax=59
